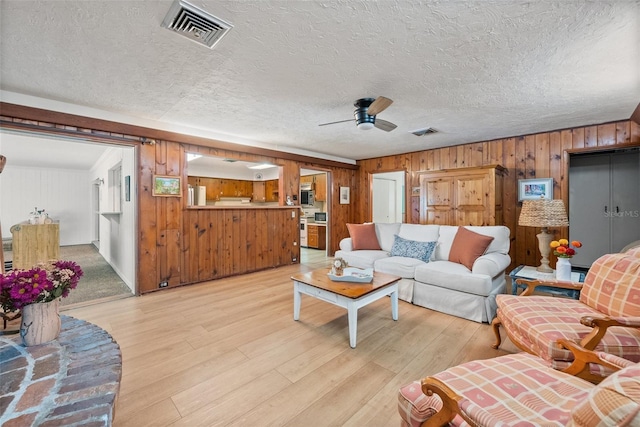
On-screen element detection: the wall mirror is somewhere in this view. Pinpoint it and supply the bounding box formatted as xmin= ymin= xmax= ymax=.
xmin=186 ymin=153 xmax=281 ymax=206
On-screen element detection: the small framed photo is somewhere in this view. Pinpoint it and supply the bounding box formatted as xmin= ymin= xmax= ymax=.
xmin=152 ymin=175 xmax=182 ymax=197
xmin=339 ymin=186 xmax=350 ymax=205
xmin=518 ymin=178 xmax=553 ymax=201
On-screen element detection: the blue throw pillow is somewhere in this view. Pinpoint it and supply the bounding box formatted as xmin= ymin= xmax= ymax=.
xmin=390 ymin=235 xmax=437 ymax=262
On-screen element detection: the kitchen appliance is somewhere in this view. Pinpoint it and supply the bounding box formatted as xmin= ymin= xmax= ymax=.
xmin=301 ymin=189 xmax=314 ymax=206
xmin=314 ymin=212 xmax=327 ymax=223
xmin=300 ymin=217 xmax=308 ymax=247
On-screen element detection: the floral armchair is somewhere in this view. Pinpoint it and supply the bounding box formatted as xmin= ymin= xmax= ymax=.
xmin=492 ymin=247 xmax=640 ymax=380
xmin=398 ymin=340 xmax=640 ymax=426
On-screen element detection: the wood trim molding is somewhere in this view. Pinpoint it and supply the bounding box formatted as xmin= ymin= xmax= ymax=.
xmin=0 ymin=102 xmax=358 ymax=170
xmin=631 ymin=102 xmax=640 ymax=125
xmin=565 ymin=141 xmax=640 ymax=155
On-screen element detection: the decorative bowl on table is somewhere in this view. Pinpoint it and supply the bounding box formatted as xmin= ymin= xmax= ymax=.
xmin=328 ymin=267 xmax=374 ymax=283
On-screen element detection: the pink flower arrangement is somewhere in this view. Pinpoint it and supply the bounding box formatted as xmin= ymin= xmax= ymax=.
xmin=0 ymin=260 xmax=83 ymax=312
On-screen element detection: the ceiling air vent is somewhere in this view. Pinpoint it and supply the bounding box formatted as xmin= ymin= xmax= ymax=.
xmin=162 ymin=0 xmax=233 ymax=49
xmin=409 ymin=127 xmax=438 ymax=137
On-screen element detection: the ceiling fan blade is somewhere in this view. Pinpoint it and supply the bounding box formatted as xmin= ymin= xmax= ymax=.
xmin=374 ymin=119 xmax=397 ymax=132
xmin=318 ymin=118 xmax=355 ymax=126
xmin=367 ymin=96 xmax=393 ymax=116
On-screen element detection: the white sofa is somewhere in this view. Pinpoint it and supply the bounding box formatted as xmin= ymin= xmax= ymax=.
xmin=334 ymin=223 xmax=511 ymax=323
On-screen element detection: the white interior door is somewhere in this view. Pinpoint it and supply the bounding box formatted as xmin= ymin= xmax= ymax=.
xmin=373 ymin=178 xmax=396 ymax=223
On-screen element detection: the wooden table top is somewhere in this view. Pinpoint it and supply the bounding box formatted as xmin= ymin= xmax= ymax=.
xmin=291 ymin=268 xmax=401 ymax=299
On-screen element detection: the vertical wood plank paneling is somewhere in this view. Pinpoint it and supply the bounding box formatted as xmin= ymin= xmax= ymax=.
xmin=584 ymin=125 xmax=597 ymax=147
xmin=597 ymin=123 xmax=616 ymax=146
xmin=631 ymin=122 xmax=640 ymax=143
xmin=549 ymin=131 xmax=562 ymax=199
xmin=572 ymin=127 xmax=585 ymax=149
xmin=138 ymin=143 xmax=158 ymax=293
xmin=502 ymin=138 xmax=517 ymax=265
xmin=616 ymin=121 xmax=630 ymax=143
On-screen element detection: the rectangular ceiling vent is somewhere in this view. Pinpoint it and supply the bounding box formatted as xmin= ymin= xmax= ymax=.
xmin=409 ymin=127 xmax=438 ymax=137
xmin=222 ymin=159 xmax=238 ymax=163
xmin=162 ymin=0 xmax=233 ymax=49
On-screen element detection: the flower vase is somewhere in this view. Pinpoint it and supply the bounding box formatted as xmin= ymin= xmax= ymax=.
xmin=556 ymin=258 xmax=572 ymax=281
xmin=20 ymin=299 xmax=61 ymax=346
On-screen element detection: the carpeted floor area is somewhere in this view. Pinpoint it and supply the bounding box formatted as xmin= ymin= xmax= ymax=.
xmin=3 ymin=244 xmax=133 ymax=307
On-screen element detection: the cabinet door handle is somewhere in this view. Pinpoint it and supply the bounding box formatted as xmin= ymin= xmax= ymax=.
xmin=604 ymin=206 xmax=608 ymax=213
xmin=616 ymin=206 xmax=620 ymax=213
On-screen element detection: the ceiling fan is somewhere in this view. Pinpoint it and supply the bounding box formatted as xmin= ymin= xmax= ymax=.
xmin=319 ymin=96 xmax=397 ymax=132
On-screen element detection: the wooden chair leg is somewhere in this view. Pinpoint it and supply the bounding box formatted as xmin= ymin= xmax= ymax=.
xmin=491 ymin=316 xmax=502 ymax=349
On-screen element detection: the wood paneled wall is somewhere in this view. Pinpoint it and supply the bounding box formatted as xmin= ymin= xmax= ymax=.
xmin=0 ymin=104 xmax=358 ymax=294
xmin=355 ymin=120 xmax=640 ymax=270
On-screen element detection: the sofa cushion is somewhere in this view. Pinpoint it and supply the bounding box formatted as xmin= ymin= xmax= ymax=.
xmin=375 ymin=222 xmax=402 ymax=252
xmin=568 ymin=363 xmax=640 ymax=426
xmin=390 ymin=235 xmax=437 ymax=262
xmin=495 ymin=294 xmax=640 ymax=368
xmin=415 ymin=261 xmax=493 ymax=296
xmin=579 ymin=251 xmax=640 ymax=318
xmin=448 ymin=227 xmax=494 ymax=270
xmin=375 ymin=256 xmax=425 ymax=279
xmin=398 ymin=224 xmax=440 ymax=245
xmin=399 ymin=353 xmax=594 ymax=427
xmin=334 ymin=249 xmax=389 ymax=270
xmin=346 ymin=223 xmax=381 ymax=250
xmin=434 ymin=225 xmax=510 ymax=261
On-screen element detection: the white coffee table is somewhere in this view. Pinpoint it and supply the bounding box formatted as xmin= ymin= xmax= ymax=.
xmin=291 ymin=269 xmax=401 ymax=348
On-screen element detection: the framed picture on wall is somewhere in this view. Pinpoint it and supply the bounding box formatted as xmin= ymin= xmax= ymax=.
xmin=152 ymin=175 xmax=182 ymax=197
xmin=518 ymin=178 xmax=553 ymax=201
xmin=339 ymin=186 xmax=350 ymax=205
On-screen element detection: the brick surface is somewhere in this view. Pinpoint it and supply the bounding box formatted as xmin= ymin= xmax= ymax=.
xmin=15 ymin=378 xmax=57 ymax=411
xmin=0 ymin=315 xmax=121 ymax=427
xmin=32 ymin=354 xmax=61 ymax=380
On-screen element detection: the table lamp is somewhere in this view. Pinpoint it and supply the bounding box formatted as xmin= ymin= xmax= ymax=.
xmin=518 ymin=199 xmax=569 ymax=273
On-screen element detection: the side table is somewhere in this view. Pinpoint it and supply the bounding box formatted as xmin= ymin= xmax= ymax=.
xmin=509 ymin=265 xmax=585 ymax=300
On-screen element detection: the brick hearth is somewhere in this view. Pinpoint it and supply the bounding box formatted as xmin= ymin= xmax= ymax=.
xmin=0 ymin=315 xmax=122 ymax=426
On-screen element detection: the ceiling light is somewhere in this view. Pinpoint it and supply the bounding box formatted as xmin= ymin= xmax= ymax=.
xmin=248 ymin=163 xmax=276 ymax=170
xmin=357 ymin=122 xmax=374 ymax=130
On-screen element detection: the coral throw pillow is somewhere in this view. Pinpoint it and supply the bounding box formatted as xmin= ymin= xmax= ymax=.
xmin=347 ymin=223 xmax=381 ymax=250
xmin=448 ymin=227 xmax=494 ymax=270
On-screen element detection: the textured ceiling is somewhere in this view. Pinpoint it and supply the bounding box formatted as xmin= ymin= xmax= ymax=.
xmin=0 ymin=0 xmax=638 ymax=163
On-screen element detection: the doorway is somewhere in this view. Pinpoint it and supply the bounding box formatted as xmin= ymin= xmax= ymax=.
xmin=372 ymin=171 xmax=405 ymax=223
xmin=300 ymin=168 xmax=330 ymax=255
xmin=0 ymin=131 xmax=137 ymax=305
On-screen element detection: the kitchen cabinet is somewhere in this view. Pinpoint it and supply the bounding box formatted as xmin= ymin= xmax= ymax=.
xmin=307 ymin=224 xmax=326 ymax=250
xmin=189 ymin=176 xmax=257 ymax=200
xmin=253 ymin=181 xmax=266 ymax=202
xmin=265 ymin=179 xmax=279 ymax=202
xmin=418 ymin=165 xmax=505 ymax=226
xmin=314 ymin=174 xmax=327 ymax=201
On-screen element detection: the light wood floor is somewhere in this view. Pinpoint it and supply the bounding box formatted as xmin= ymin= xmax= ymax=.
xmin=63 ymin=248 xmax=519 ymax=427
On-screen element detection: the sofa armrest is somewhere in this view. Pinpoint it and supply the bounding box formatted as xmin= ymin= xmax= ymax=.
xmin=514 ymin=278 xmax=583 ymax=296
xmin=579 ymin=315 xmax=640 ymax=350
xmin=339 ymin=238 xmax=353 ymax=252
xmin=558 ymin=338 xmax=626 ymax=383
xmin=472 ymin=252 xmax=511 ymax=277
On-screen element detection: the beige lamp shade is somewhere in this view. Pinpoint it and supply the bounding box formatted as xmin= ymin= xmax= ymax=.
xmin=518 ymin=199 xmax=569 ymax=228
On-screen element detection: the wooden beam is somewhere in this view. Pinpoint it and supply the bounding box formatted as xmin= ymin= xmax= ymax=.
xmin=0 ymin=102 xmax=358 ymax=170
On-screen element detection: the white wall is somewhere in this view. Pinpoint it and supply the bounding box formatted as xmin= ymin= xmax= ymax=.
xmin=0 ymin=165 xmax=93 ymax=245
xmin=90 ymin=147 xmax=136 ymax=292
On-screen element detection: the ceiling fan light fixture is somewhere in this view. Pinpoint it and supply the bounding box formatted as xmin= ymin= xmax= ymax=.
xmin=357 ymin=122 xmax=375 ymax=130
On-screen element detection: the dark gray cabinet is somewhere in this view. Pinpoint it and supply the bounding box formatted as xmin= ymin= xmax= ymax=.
xmin=569 ymin=149 xmax=640 ymax=268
